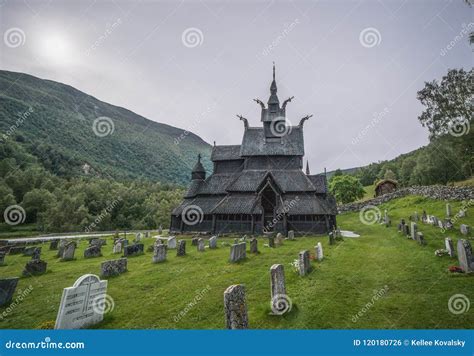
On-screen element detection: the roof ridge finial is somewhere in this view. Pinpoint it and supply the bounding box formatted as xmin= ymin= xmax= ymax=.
xmin=273 ymin=61 xmax=275 ymax=81
xmin=306 ymin=160 xmax=310 ymax=175
xmin=198 ymin=153 xmax=201 ymax=163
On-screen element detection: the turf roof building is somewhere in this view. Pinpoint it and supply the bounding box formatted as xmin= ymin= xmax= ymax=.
xmin=171 ymin=65 xmax=337 ymax=235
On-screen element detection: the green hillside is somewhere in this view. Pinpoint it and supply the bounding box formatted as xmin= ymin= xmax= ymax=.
xmin=0 ymin=70 xmax=211 ymax=185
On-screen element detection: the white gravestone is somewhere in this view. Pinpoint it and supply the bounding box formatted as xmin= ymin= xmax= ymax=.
xmin=316 ymin=242 xmax=324 ymax=261
xmin=55 ymin=274 xmax=108 ymax=329
xmin=167 ymin=236 xmax=177 ymax=249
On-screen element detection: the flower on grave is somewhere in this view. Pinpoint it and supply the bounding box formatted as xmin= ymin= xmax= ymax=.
xmin=289 ymin=259 xmax=299 ymax=273
xmin=448 ymin=266 xmax=464 ymax=273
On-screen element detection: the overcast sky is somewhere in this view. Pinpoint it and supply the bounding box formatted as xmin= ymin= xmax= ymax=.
xmin=1 ymin=0 xmax=472 ymax=173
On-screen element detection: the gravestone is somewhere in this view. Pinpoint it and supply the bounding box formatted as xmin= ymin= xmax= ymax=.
xmin=191 ymin=237 xmax=199 ymax=246
xmin=122 ymin=239 xmax=129 ymax=248
xmin=288 ymin=230 xmax=295 ymax=240
xmin=459 ymin=209 xmax=466 ymax=218
xmin=230 ymin=242 xmax=246 ymax=262
xmin=32 ymin=247 xmax=41 ymax=261
xmin=152 ymin=244 xmax=167 ymax=263
xmin=270 ymin=264 xmax=289 ymax=315
xmin=329 ymin=232 xmax=335 ymax=245
xmin=431 ymin=216 xmax=438 ymax=227
xmin=316 ymin=242 xmax=323 ymax=261
xmin=438 ymin=220 xmax=444 ymax=230
xmin=23 ymin=246 xmax=40 ymax=257
xmin=298 ymin=250 xmax=311 ymax=276
xmin=123 ymin=243 xmax=144 ymax=257
xmin=410 ymin=222 xmax=417 ymax=240
xmin=414 ymin=211 xmax=419 ymax=222
xmin=145 ymin=232 xmax=150 ymax=238
xmin=445 ymin=238 xmax=455 ymax=257
xmin=177 ymin=240 xmax=186 ymax=256
xmin=250 ymin=238 xmax=258 ymax=253
xmin=209 ymin=236 xmax=217 ymax=249
xmin=0 ymin=277 xmax=19 ymax=306
xmin=457 ymin=239 xmax=474 ymax=273
xmin=275 ymin=233 xmax=284 ymax=245
xmin=416 ymin=232 xmax=426 ymax=246
xmin=444 ymin=219 xmax=453 ymax=230
xmin=460 ymin=224 xmax=470 ymax=236
xmin=84 ymin=245 xmax=102 ymax=259
xmin=57 ymin=240 xmax=67 ymax=258
xmin=421 ymin=210 xmax=427 ymax=223
xmin=0 ymin=251 xmax=5 ymax=265
xmin=167 ymin=236 xmax=177 ymax=249
xmin=61 ymin=242 xmax=77 ymax=261
xmin=112 ymin=241 xmax=122 ymax=254
xmin=90 ymin=239 xmax=106 ymax=247
xmin=403 ymin=224 xmax=410 ymax=237
xmin=158 ymin=225 xmax=163 ymax=235
xmin=446 ymin=203 xmax=451 ymax=217
xmin=55 ymin=274 xmax=108 ymax=329
xmin=268 ymin=236 xmax=275 ymax=248
xmin=134 ymin=233 xmax=142 ymax=243
xmin=197 ymin=238 xmax=205 ymax=252
xmin=224 ymin=284 xmax=248 ymax=329
xmin=49 ymin=239 xmax=59 ymax=250
xmin=23 ymin=259 xmax=47 ymax=276
xmin=8 ymin=246 xmax=25 ymax=255
xmin=101 ymin=258 xmax=128 ymax=277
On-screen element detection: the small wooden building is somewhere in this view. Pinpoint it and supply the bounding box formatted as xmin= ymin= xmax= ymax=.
xmin=374 ymin=179 xmax=398 ymax=197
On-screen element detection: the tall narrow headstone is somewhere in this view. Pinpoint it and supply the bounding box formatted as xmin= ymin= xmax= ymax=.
xmin=191 ymin=237 xmax=199 ymax=246
xmin=0 ymin=251 xmax=5 ymax=266
xmin=112 ymin=241 xmax=122 ymax=254
xmin=55 ymin=274 xmax=108 ymax=329
xmin=445 ymin=238 xmax=455 ymax=257
xmin=177 ymin=240 xmax=186 ymax=256
xmin=421 ymin=210 xmax=427 ymax=223
xmin=288 ymin=230 xmax=295 ymax=240
xmin=224 ymin=284 xmax=248 ymax=329
xmin=270 ymin=264 xmax=290 ymax=314
xmin=315 ymin=242 xmax=324 ymax=261
xmin=457 ymin=239 xmax=474 ymax=273
xmin=446 ymin=203 xmax=451 ymax=217
xmin=268 ymin=236 xmax=275 ymax=248
xmin=152 ymin=244 xmax=167 ymax=263
xmin=416 ymin=232 xmax=426 ymax=246
xmin=57 ymin=240 xmax=67 ymax=257
xmin=250 ymin=238 xmax=258 ymax=253
xmin=410 ymin=222 xmax=417 ymax=240
xmin=298 ymin=250 xmax=311 ymax=276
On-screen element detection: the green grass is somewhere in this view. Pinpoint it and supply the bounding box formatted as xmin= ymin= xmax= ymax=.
xmin=0 ymin=195 xmax=472 ymax=329
xmin=361 ymin=184 xmax=376 ymax=201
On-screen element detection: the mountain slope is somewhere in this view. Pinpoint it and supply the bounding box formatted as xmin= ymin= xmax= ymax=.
xmin=0 ymin=70 xmax=211 ymax=185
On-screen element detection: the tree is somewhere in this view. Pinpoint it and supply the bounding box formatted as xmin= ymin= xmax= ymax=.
xmin=399 ymin=157 xmax=417 ymax=186
xmin=329 ymin=175 xmax=365 ymax=204
xmin=417 ymin=68 xmax=473 ymax=139
xmin=383 ymin=169 xmax=397 ymax=181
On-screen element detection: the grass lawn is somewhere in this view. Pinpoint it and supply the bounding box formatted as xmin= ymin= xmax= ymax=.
xmin=0 ymin=195 xmax=472 ymax=329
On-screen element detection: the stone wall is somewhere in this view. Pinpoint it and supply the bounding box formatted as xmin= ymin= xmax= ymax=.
xmin=339 ymin=185 xmax=474 ymax=213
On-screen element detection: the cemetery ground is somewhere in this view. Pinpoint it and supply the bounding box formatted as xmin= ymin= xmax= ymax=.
xmin=0 ymin=195 xmax=472 ymax=329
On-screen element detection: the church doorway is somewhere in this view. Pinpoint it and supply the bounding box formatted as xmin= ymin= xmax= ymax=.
xmin=261 ymin=185 xmax=277 ymax=231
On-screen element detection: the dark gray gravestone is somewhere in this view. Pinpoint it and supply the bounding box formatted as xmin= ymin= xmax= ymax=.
xmin=23 ymin=246 xmax=40 ymax=257
xmin=416 ymin=232 xmax=426 ymax=246
xmin=32 ymin=247 xmax=41 ymax=261
xmin=209 ymin=236 xmax=217 ymax=249
xmin=0 ymin=277 xmax=19 ymax=306
xmin=0 ymin=251 xmax=5 ymax=265
xmin=9 ymin=246 xmax=25 ymax=255
xmin=123 ymin=243 xmax=144 ymax=257
xmin=197 ymin=238 xmax=205 ymax=252
xmin=177 ymin=240 xmax=186 ymax=256
xmin=268 ymin=236 xmax=275 ymax=248
xmin=298 ymin=250 xmax=311 ymax=276
xmin=101 ymin=258 xmax=128 ymax=277
xmin=61 ymin=242 xmax=76 ymax=261
xmin=84 ymin=245 xmax=102 ymax=259
xmin=152 ymin=244 xmax=167 ymax=263
xmin=49 ymin=239 xmax=59 ymax=250
xmin=191 ymin=237 xmax=199 ymax=246
xmin=224 ymin=284 xmax=248 ymax=329
xmin=445 ymin=238 xmax=455 ymax=257
xmin=57 ymin=240 xmax=67 ymax=257
xmin=23 ymin=260 xmax=47 ymax=276
xmin=250 ymin=238 xmax=258 ymax=253
xmin=230 ymin=242 xmax=246 ymax=263
xmin=457 ymin=239 xmax=474 ymax=273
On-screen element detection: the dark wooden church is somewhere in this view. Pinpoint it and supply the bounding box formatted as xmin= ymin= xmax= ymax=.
xmin=170 ymin=66 xmax=337 ymax=235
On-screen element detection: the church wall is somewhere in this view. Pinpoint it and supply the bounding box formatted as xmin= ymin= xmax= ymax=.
xmin=244 ymin=156 xmax=302 ymax=170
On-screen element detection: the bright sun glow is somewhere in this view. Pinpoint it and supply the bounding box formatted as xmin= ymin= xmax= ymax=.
xmin=37 ymin=33 xmax=74 ymax=65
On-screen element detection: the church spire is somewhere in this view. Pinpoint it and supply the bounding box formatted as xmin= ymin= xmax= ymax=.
xmin=268 ymin=62 xmax=279 ymax=108
xmin=191 ymin=154 xmax=206 ymax=180
xmin=306 ymin=160 xmax=310 ymax=175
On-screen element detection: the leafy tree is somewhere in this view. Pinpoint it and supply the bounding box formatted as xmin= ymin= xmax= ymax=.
xmin=329 ymin=175 xmax=365 ymax=204
xmin=383 ymin=169 xmax=397 ymax=181
xmin=417 ymin=68 xmax=473 ymax=139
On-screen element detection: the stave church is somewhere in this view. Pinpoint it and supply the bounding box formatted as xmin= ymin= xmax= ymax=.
xmin=170 ymin=65 xmax=337 ymax=235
